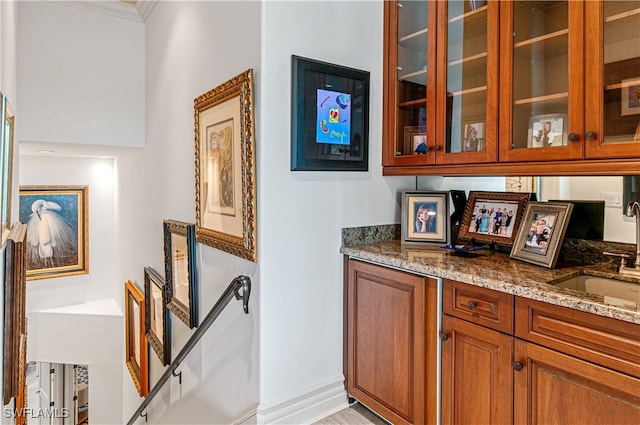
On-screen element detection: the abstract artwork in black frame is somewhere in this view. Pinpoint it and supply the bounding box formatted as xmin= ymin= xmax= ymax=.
xmin=291 ymin=55 xmax=370 ymax=171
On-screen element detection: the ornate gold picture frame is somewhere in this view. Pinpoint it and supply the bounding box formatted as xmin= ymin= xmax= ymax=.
xmin=194 ymin=69 xmax=257 ymax=262
xmin=19 ymin=185 xmax=89 ymax=280
xmin=125 ymin=280 xmax=148 ymax=397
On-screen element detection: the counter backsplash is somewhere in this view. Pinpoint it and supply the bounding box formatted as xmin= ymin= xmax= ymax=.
xmin=341 ymin=223 xmax=636 ymax=268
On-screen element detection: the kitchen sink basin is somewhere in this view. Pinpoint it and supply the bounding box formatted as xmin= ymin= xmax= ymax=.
xmin=549 ymin=274 xmax=640 ymax=308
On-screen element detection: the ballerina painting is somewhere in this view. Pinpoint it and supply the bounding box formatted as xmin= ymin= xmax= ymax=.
xmin=18 ymin=186 xmax=88 ymax=280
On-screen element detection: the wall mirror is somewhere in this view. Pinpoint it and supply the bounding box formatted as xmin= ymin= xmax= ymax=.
xmin=537 ymin=176 xmax=635 ymax=244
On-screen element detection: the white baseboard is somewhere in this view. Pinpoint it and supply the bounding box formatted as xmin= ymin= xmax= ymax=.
xmin=255 ymin=375 xmax=349 ymax=424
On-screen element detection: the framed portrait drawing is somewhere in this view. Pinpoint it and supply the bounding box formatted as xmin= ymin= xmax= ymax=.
xmin=1 ymin=94 xmax=15 ymax=244
xmin=401 ymin=191 xmax=450 ymax=245
xmin=462 ymin=121 xmax=484 ymax=152
xmin=19 ymin=186 xmax=89 ymax=280
xmin=163 ymin=219 xmax=198 ymax=329
xmin=195 ymin=69 xmax=257 ymax=262
xmin=125 ymin=280 xmax=148 ymax=397
xmin=510 ymin=202 xmax=574 ymax=268
xmin=144 ymin=267 xmax=170 ymax=366
xmin=291 ymin=55 xmax=370 ymax=171
xmin=457 ymin=191 xmax=530 ymax=247
xmin=527 ymin=114 xmax=567 ymax=148
xmin=621 ymin=77 xmax=640 ymax=116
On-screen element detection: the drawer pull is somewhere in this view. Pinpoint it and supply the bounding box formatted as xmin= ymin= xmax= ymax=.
xmin=440 ymin=332 xmax=449 ymax=341
xmin=513 ymin=361 xmax=524 ymax=372
xmin=466 ymin=301 xmax=477 ymax=311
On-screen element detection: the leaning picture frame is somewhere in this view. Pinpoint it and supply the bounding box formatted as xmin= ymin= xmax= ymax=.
xmin=510 ymin=201 xmax=574 ymax=268
xmin=144 ymin=267 xmax=170 ymax=366
xmin=291 ymin=55 xmax=370 ymax=171
xmin=527 ymin=114 xmax=567 ymax=148
xmin=125 ymin=280 xmax=148 ymax=397
xmin=163 ymin=219 xmax=198 ymax=329
xmin=195 ymin=69 xmax=257 ymax=262
xmin=457 ymin=191 xmax=530 ymax=247
xmin=401 ymin=191 xmax=450 ymax=245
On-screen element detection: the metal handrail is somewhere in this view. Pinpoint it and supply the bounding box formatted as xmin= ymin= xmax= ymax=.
xmin=126 ymin=275 xmax=251 ymax=425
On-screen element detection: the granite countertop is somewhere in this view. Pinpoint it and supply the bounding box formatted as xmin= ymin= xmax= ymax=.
xmin=340 ymin=224 xmax=640 ymax=325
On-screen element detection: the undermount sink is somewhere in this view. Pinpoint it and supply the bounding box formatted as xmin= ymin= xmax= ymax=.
xmin=549 ymin=273 xmax=640 ymax=308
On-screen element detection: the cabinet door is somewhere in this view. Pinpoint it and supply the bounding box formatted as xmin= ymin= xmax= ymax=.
xmin=346 ymin=260 xmax=426 ymax=425
xmin=499 ymin=0 xmax=584 ymax=162
xmin=383 ymin=0 xmax=437 ymax=166
xmin=514 ymin=339 xmax=640 ymax=424
xmin=441 ymin=315 xmax=513 ymax=425
xmin=584 ymin=1 xmax=640 ymax=159
xmin=435 ymin=0 xmax=499 ymax=165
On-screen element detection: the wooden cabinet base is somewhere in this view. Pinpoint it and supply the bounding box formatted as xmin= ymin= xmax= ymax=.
xmin=345 ymin=259 xmax=437 ymax=425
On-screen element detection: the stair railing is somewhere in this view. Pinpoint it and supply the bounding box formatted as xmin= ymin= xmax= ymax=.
xmin=126 ymin=275 xmax=251 ymax=425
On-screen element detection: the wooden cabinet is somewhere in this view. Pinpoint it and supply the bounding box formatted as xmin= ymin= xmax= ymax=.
xmin=441 ymin=315 xmax=513 ymax=425
xmin=383 ymin=0 xmax=640 ymax=176
xmin=513 ymin=340 xmax=640 ymax=424
xmin=344 ymin=258 xmax=438 ymax=425
xmin=441 ymin=280 xmax=515 ymax=425
xmin=441 ymin=280 xmax=640 ymax=424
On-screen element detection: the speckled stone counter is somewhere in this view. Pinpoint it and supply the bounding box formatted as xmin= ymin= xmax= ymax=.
xmin=340 ymin=224 xmax=640 ymax=325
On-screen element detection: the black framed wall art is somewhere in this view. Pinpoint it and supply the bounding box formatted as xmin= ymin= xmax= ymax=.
xmin=291 ymin=55 xmax=370 ymax=171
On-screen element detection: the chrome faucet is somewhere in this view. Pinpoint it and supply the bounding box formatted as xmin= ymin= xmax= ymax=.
xmin=620 ymin=201 xmax=640 ymax=277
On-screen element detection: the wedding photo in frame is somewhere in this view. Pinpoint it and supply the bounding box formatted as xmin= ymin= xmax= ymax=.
xmin=457 ymin=191 xmax=530 ymax=247
xmin=510 ymin=202 xmax=574 ymax=269
xmin=401 ymin=191 xmax=450 ymax=245
xmin=291 ymin=55 xmax=370 ymax=171
xmin=18 ymin=185 xmax=89 ymax=280
xmin=527 ymin=114 xmax=567 ymax=148
xmin=125 ymin=280 xmax=148 ymax=397
xmin=195 ymin=69 xmax=257 ymax=262
xmin=163 ymin=219 xmax=198 ymax=329
xmin=144 ymin=267 xmax=170 ymax=366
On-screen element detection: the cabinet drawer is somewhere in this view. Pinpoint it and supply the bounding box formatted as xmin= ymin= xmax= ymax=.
xmin=515 ymin=297 xmax=640 ymax=379
xmin=443 ymin=279 xmax=514 ymax=334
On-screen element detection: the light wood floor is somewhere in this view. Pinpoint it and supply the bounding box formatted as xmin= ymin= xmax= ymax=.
xmin=313 ymin=402 xmax=389 ymax=425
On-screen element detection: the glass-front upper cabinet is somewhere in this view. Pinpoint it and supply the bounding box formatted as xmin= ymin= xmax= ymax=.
xmin=436 ymin=0 xmax=498 ymax=165
xmin=499 ymin=0 xmax=584 ymax=162
xmin=383 ymin=1 xmax=437 ymax=166
xmin=585 ymin=1 xmax=640 ymax=159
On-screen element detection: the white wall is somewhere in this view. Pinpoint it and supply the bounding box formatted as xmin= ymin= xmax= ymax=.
xmin=0 ymin=0 xmax=18 ymax=422
xmin=17 ymin=1 xmax=144 ymax=148
xmin=258 ymin=1 xmax=413 ymax=422
xmin=138 ymin=1 xmax=262 ymax=423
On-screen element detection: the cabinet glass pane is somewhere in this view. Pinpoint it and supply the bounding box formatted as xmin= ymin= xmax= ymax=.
xmin=446 ymin=0 xmax=488 ymax=154
xmin=602 ymin=1 xmax=640 ymax=144
xmin=395 ymin=1 xmax=428 ymax=157
xmin=511 ymin=1 xmax=569 ymax=150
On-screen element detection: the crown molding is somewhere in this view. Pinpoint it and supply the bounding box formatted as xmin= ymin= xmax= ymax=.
xmin=135 ymin=0 xmax=158 ymax=22
xmin=48 ymin=0 xmax=144 ymax=23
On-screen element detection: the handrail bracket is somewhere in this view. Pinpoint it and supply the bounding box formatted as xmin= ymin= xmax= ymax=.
xmin=233 ymin=275 xmax=251 ymax=314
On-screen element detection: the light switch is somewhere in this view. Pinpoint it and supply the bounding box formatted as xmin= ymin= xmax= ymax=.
xmin=601 ymin=192 xmax=623 ymax=208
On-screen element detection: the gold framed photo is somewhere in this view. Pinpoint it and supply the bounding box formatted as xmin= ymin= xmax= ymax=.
xmin=194 ymin=69 xmax=257 ymax=262
xmin=125 ymin=280 xmax=148 ymax=397
xmin=401 ymin=191 xmax=450 ymax=245
xmin=510 ymin=201 xmax=573 ymax=269
xmin=19 ymin=185 xmax=89 ymax=280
